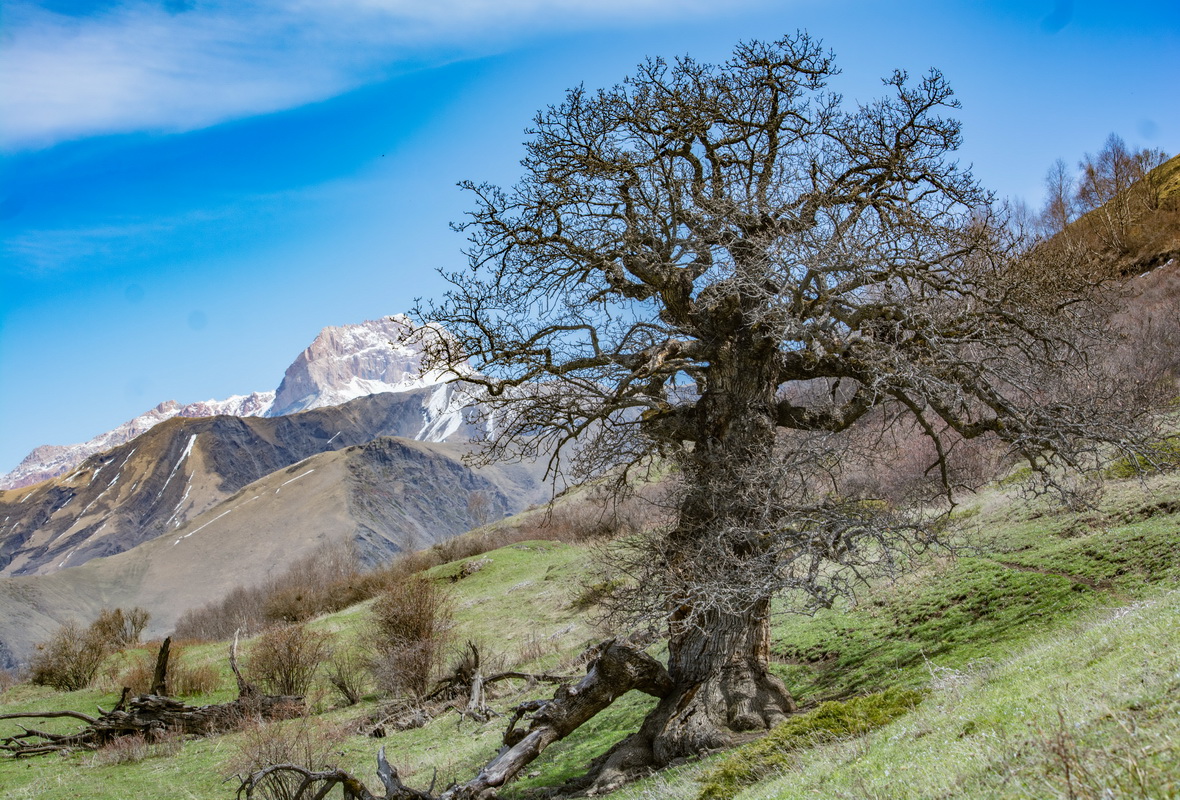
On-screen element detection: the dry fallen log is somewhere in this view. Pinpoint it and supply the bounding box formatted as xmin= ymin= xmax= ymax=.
xmin=1 ymin=634 xmax=304 ymax=757
xmin=428 ymin=642 xmax=575 ymax=702
xmin=240 ymin=638 xmax=672 ymax=800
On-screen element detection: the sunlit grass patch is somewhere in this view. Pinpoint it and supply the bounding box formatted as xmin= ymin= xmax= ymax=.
xmin=697 ymin=688 xmax=924 ymax=800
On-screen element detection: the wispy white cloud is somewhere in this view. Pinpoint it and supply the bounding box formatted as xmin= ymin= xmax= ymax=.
xmin=0 ymin=0 xmax=739 ymax=150
xmin=4 ymin=210 xmax=228 ymax=274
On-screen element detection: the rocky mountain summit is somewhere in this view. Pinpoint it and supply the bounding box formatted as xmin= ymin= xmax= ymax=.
xmin=0 ymin=316 xmax=446 ymax=490
xmin=268 ymin=315 xmax=448 ymax=416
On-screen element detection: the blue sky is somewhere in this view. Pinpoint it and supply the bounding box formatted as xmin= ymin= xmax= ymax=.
xmin=1 ymin=0 xmax=1178 ymax=473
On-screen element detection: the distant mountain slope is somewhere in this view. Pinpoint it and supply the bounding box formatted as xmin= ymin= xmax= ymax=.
xmin=0 ymin=394 xmax=275 ymax=490
xmin=0 ymin=315 xmax=450 ymax=490
xmin=0 ymin=386 xmax=480 ymax=577
xmin=0 ymin=434 xmax=546 ymax=669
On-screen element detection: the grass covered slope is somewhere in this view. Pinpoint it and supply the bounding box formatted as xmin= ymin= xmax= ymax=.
xmin=770 ymin=472 xmax=1180 ymax=703
xmin=2 ymin=471 xmax=1179 ymax=800
xmin=616 ymin=474 xmax=1180 ymax=800
xmin=716 ymin=585 xmax=1180 ymax=799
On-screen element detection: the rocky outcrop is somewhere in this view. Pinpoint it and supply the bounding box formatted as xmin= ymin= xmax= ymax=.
xmin=267 ymin=315 xmax=447 ymax=417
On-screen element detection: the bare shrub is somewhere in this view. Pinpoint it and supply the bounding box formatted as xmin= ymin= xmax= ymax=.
xmin=116 ymin=652 xmax=155 ymax=695
xmin=370 ymin=577 xmax=453 ymax=699
xmin=0 ymin=669 xmax=19 ymax=694
xmin=90 ymin=732 xmax=151 ymax=766
xmin=116 ymin=644 xmax=222 ymax=697
xmin=1109 ymin=263 xmax=1180 ymax=391
xmin=360 ymin=549 xmax=445 ymax=596
xmin=90 ymin=607 xmax=151 ymax=649
xmin=1030 ymin=705 xmax=1177 ymax=800
xmin=430 ymin=533 xmax=495 ymax=565
xmin=512 ymin=632 xmax=553 ymax=667
xmin=324 ymin=647 xmax=370 ymax=707
xmin=171 ymin=654 xmax=223 ymax=697
xmin=174 ymin=585 xmax=268 ymax=642
xmin=261 ymin=541 xmax=364 ymax=624
xmin=245 ymin=624 xmax=334 ymax=697
xmin=466 ymin=490 xmax=496 ymax=527
xmin=174 ymin=541 xmax=370 ymax=641
xmin=224 ymin=715 xmax=348 ymax=800
xmin=31 ymin=606 xmax=159 ymax=692
xmin=836 ymin=412 xmax=1009 ymax=505
xmin=28 ymin=621 xmax=109 ymax=691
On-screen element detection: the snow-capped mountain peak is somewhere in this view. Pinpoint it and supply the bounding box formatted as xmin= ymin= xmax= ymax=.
xmin=0 ymin=316 xmax=459 ymax=490
xmin=266 ymin=315 xmax=450 ymax=417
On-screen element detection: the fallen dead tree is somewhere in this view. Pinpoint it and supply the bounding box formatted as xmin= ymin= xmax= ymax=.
xmin=418 ymin=641 xmax=577 ymax=727
xmin=0 ymin=635 xmax=304 ymax=757
xmin=237 ymin=639 xmax=672 ymax=800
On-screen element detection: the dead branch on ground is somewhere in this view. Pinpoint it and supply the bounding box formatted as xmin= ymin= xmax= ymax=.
xmin=0 ymin=633 xmax=304 ymax=757
xmin=239 ymin=639 xmax=670 ymax=800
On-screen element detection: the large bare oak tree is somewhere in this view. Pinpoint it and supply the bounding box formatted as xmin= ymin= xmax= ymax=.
xmin=412 ymin=33 xmax=1151 ymax=783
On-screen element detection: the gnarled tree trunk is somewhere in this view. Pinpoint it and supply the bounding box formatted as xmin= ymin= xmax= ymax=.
xmin=578 ymin=341 xmax=798 ymax=790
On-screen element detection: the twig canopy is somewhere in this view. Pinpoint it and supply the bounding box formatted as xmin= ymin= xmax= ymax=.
xmin=415 ymin=33 xmax=1147 ymax=613
xmin=412 ymin=31 xmax=1155 ymax=770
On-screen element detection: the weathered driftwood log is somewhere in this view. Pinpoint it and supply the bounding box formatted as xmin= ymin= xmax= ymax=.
xmin=240 ymin=639 xmax=673 ymax=800
xmin=0 ymin=635 xmax=304 ymax=757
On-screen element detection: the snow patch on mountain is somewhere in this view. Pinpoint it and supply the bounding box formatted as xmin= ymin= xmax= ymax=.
xmin=0 ymin=394 xmax=275 ymax=490
xmin=418 ymin=383 xmax=472 ymax=443
xmin=1 ymin=402 xmax=180 ymax=490
xmin=178 ymin=392 xmax=276 ymax=419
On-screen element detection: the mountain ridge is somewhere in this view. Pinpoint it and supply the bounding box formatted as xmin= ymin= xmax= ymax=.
xmin=0 ymin=432 xmax=547 ymax=668
xmin=0 ymin=385 xmax=483 ymax=578
xmin=0 ymin=315 xmax=448 ymax=490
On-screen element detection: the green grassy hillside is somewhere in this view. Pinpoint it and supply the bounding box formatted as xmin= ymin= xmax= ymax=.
xmin=2 ymin=470 xmax=1179 ymax=800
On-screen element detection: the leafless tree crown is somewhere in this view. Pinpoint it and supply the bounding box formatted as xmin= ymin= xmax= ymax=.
xmin=412 ymin=34 xmax=1154 ymax=622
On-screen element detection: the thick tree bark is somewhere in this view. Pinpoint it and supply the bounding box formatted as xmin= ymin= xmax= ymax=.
xmin=634 ymin=336 xmax=797 ymax=766
xmin=658 ymin=607 xmax=795 ymax=752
